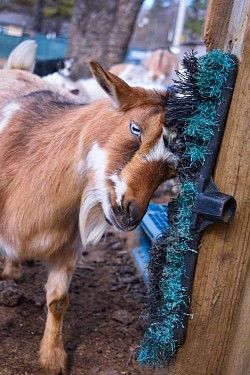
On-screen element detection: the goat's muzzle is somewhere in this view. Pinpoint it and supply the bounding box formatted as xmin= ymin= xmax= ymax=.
xmin=109 ymin=201 xmax=144 ymax=232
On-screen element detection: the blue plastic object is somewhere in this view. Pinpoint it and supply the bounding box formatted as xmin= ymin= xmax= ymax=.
xmin=132 ymin=203 xmax=169 ymax=283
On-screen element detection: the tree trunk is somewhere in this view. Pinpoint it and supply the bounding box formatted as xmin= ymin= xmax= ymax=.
xmin=33 ymin=0 xmax=45 ymax=33
xmin=67 ymin=0 xmax=143 ymax=80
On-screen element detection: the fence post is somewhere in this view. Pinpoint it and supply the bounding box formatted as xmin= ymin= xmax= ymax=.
xmin=163 ymin=1 xmax=250 ymax=374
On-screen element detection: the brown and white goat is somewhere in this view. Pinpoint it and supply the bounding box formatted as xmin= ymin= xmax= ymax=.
xmin=146 ymin=48 xmax=180 ymax=85
xmin=0 ymin=42 xmax=178 ymax=374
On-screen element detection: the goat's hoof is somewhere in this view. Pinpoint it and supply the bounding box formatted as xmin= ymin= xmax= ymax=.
xmin=39 ymin=343 xmax=68 ymax=375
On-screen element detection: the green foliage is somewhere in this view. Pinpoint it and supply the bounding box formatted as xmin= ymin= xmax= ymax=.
xmin=43 ymin=6 xmax=58 ymax=17
xmin=185 ymin=19 xmax=203 ymax=36
xmin=185 ymin=0 xmax=207 ymax=40
xmin=43 ymin=0 xmax=73 ymax=19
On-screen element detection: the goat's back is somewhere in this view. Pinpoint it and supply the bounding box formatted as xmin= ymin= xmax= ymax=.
xmin=0 ymin=69 xmax=79 ymax=106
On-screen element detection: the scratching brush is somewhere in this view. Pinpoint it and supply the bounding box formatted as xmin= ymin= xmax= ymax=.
xmin=138 ymin=49 xmax=238 ymax=366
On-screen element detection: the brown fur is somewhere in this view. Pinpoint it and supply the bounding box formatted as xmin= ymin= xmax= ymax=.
xmin=146 ymin=48 xmax=180 ymax=83
xmin=109 ymin=62 xmax=128 ymax=76
xmin=0 ymin=60 xmax=177 ymax=374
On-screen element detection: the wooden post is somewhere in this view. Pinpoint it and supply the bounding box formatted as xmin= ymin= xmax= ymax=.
xmin=159 ymin=1 xmax=250 ymax=374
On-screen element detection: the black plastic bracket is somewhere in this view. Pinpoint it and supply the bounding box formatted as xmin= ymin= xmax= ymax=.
xmin=191 ymin=177 xmax=236 ymax=232
xmin=174 ymin=54 xmax=238 ymax=345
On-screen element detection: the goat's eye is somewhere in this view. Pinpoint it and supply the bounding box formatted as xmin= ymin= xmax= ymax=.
xmin=130 ymin=122 xmax=141 ymax=138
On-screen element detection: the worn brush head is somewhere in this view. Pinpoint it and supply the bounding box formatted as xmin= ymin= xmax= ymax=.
xmin=138 ymin=50 xmax=237 ymax=367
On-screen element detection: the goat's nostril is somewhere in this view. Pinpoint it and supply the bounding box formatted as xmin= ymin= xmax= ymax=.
xmin=111 ymin=201 xmax=143 ymax=231
xmin=128 ymin=202 xmax=141 ymax=222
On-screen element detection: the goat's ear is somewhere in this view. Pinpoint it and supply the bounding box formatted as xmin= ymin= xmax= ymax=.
xmin=89 ymin=60 xmax=132 ymax=109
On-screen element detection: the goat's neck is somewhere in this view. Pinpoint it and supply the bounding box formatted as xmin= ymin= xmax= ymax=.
xmin=67 ymin=99 xmax=117 ymax=169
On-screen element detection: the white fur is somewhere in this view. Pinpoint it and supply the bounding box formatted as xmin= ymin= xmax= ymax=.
xmin=79 ymin=143 xmax=111 ymax=246
xmin=5 ymin=40 xmax=37 ymax=72
xmin=86 ymin=143 xmax=111 ymax=218
xmin=59 ymin=58 xmax=74 ymax=78
xmin=0 ymin=102 xmax=20 ymax=133
xmin=117 ymin=64 xmax=165 ymax=89
xmin=144 ymin=134 xmax=178 ymax=168
xmin=109 ymin=174 xmax=127 ymax=207
xmin=27 ymin=233 xmax=53 ymax=252
xmin=77 ymin=160 xmax=85 ymax=178
xmin=43 ymin=72 xmax=76 ymax=92
xmin=78 ymin=78 xmax=109 ymax=102
xmin=79 ymin=189 xmax=108 ymax=247
xmin=0 ymin=236 xmax=17 ymax=259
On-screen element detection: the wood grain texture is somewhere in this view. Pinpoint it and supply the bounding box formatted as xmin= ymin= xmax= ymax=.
xmin=203 ymin=0 xmax=234 ymax=50
xmin=164 ymin=1 xmax=250 ymax=374
xmin=223 ymin=0 xmax=250 ymax=57
xmin=218 ymin=22 xmax=250 ymax=375
xmin=223 ymin=260 xmax=250 ymax=375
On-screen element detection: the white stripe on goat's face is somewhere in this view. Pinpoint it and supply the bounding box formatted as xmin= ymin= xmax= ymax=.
xmin=0 ymin=102 xmax=20 ymax=133
xmin=109 ymin=174 xmax=127 ymax=207
xmin=144 ymin=131 xmax=178 ymax=167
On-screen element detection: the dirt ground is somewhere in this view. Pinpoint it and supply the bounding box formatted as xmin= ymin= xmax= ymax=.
xmin=0 ymin=231 xmax=163 ymax=375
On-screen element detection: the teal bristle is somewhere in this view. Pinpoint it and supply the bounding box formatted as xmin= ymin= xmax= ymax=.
xmin=138 ymin=49 xmax=235 ymax=367
xmin=184 ymin=102 xmax=218 ymax=142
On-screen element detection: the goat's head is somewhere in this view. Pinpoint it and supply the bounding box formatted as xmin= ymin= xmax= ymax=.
xmin=80 ymin=61 xmax=179 ymax=245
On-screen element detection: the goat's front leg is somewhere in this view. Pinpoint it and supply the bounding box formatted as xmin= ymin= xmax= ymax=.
xmin=1 ymin=258 xmax=22 ymax=281
xmin=39 ymin=245 xmax=80 ymax=375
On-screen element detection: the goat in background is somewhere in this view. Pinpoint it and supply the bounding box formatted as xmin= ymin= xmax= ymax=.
xmin=0 ymin=41 xmax=179 ymax=374
xmin=34 ymin=57 xmax=74 ymax=77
